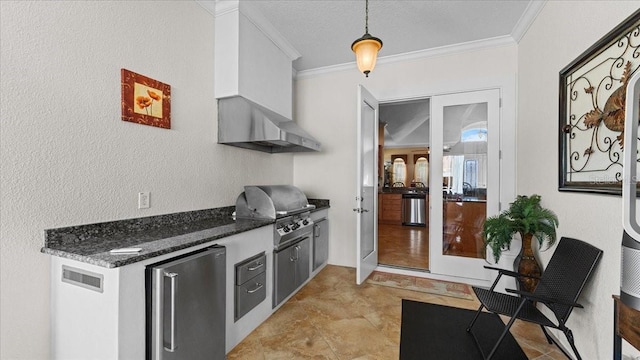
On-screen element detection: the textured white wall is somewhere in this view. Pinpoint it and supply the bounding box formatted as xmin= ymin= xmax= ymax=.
xmin=293 ymin=45 xmax=518 ymax=268
xmin=517 ymin=2 xmax=640 ymax=359
xmin=0 ymin=1 xmax=293 ymax=358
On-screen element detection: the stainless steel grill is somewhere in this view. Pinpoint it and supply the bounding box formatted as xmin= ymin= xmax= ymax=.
xmin=235 ymin=185 xmax=315 ymax=250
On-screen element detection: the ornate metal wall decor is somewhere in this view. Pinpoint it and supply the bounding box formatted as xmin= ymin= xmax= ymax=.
xmin=559 ymin=10 xmax=640 ymax=195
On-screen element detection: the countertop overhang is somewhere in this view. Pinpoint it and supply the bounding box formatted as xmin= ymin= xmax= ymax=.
xmin=42 ymin=199 xmax=329 ymax=268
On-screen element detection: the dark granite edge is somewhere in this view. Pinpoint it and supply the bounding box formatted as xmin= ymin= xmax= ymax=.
xmin=41 ymin=248 xmax=120 ymax=268
xmin=41 ymin=220 xmax=273 ymax=268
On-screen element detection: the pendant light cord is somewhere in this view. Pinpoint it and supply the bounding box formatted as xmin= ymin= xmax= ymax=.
xmin=365 ymin=0 xmax=369 ymax=33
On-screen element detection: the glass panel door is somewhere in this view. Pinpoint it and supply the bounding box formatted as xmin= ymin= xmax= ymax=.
xmin=356 ymin=85 xmax=379 ymax=284
xmin=429 ymin=89 xmax=500 ymax=280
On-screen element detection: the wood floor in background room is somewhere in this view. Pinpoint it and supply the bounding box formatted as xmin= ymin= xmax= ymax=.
xmin=378 ymin=223 xmax=429 ymax=270
xmin=227 ymin=265 xmax=567 ymax=359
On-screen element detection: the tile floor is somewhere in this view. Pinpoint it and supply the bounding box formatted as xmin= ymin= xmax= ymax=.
xmin=227 ymin=265 xmax=568 ymax=359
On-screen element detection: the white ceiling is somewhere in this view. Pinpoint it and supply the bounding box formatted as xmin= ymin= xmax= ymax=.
xmin=244 ymin=0 xmax=538 ymax=72
xmin=380 ymin=98 xmax=430 ymax=148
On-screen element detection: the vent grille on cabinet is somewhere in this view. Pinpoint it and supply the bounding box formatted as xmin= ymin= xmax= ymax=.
xmin=61 ymin=265 xmax=103 ymax=293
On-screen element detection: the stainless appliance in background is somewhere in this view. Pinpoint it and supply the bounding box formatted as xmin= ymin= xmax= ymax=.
xmin=235 ymin=185 xmax=315 ymax=307
xmin=402 ymin=193 xmax=426 ymax=226
xmin=147 ymin=246 xmax=226 ymax=360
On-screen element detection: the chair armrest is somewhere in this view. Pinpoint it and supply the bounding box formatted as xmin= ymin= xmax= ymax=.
xmin=505 ymin=288 xmax=583 ymax=308
xmin=483 ymin=266 xmax=541 ymax=280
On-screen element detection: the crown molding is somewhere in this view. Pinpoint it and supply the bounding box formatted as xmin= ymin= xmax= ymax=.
xmin=195 ymin=0 xmax=218 ymax=16
xmin=239 ymin=2 xmax=301 ymax=61
xmin=295 ymin=61 xmax=357 ymax=80
xmin=511 ymin=0 xmax=547 ymax=42
xmin=377 ymin=35 xmax=515 ymax=66
xmin=197 ymin=0 xmax=301 ymax=61
xmin=296 ymin=35 xmax=516 ymax=80
xmin=196 ymin=0 xmax=240 ymax=17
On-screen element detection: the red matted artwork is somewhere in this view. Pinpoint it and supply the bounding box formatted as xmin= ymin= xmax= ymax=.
xmin=121 ymin=68 xmax=171 ymax=129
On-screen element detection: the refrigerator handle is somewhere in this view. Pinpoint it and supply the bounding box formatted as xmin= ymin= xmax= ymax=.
xmin=164 ymin=271 xmax=178 ymax=353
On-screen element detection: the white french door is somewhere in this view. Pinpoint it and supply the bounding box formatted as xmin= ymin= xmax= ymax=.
xmin=429 ymin=89 xmax=500 ymax=280
xmin=355 ymin=85 xmax=379 ymax=285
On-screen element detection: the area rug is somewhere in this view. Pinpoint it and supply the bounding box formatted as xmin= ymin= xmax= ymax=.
xmin=400 ymin=300 xmax=527 ymax=360
xmin=366 ymin=271 xmax=474 ymax=300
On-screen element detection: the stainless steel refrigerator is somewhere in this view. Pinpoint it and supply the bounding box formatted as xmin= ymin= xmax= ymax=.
xmin=147 ymin=246 xmax=226 ymax=360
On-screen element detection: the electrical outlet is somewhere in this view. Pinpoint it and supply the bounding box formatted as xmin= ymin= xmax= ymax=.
xmin=138 ymin=192 xmax=150 ymax=209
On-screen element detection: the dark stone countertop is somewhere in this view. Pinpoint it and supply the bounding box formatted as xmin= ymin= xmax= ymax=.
xmin=308 ymin=198 xmax=330 ymax=210
xmin=379 ymin=187 xmax=428 ymax=195
xmin=41 ymin=206 xmax=273 ymax=268
xmin=42 ymin=199 xmax=330 ymax=269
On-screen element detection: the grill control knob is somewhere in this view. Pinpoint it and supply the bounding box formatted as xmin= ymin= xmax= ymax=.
xmin=302 ymin=219 xmax=309 ymax=226
xmin=291 ymin=223 xmax=300 ymax=230
xmin=283 ymin=225 xmax=291 ymax=233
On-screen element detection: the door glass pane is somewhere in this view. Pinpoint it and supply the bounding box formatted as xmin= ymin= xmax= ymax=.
xmin=361 ymin=102 xmax=376 ymax=258
xmin=442 ymin=103 xmax=488 ymax=259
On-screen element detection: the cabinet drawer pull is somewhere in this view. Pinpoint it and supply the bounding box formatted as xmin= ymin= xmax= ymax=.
xmin=246 ymin=282 xmax=264 ymax=294
xmin=247 ymin=262 xmax=264 ymax=271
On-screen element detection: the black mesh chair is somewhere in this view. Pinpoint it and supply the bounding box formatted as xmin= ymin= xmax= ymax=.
xmin=466 ymin=237 xmax=603 ymax=360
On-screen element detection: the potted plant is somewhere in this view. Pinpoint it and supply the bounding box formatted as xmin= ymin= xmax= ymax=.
xmin=482 ymin=194 xmax=559 ymax=292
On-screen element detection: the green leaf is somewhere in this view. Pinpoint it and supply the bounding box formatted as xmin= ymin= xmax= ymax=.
xmin=482 ymin=194 xmax=558 ymax=262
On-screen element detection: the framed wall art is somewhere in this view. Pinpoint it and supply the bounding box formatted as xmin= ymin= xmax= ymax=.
xmin=559 ymin=10 xmax=640 ymax=195
xmin=121 ymin=69 xmax=171 ymax=129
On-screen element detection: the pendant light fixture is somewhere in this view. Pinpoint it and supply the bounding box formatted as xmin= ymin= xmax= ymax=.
xmin=351 ymin=0 xmax=383 ymax=77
